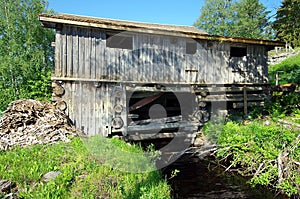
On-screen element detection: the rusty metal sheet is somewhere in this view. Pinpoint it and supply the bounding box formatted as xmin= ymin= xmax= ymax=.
xmin=129 ymin=92 xmax=164 ymax=111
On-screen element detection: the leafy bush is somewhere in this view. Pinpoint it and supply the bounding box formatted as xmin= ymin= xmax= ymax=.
xmin=205 ymin=120 xmax=300 ymax=197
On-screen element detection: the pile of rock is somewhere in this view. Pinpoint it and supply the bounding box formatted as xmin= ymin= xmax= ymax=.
xmin=0 ymin=99 xmax=79 ymax=151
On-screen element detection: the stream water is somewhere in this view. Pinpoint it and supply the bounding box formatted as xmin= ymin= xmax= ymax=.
xmin=163 ymin=155 xmax=285 ymax=199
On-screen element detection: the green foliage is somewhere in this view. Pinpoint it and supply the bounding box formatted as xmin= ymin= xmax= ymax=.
xmin=193 ymin=0 xmax=236 ymax=36
xmin=269 ymin=53 xmax=300 ymax=85
xmin=204 ymin=120 xmax=300 ymax=197
xmin=0 ymin=137 xmax=171 ymax=198
xmin=0 ymin=0 xmax=54 ymax=111
xmin=272 ymin=0 xmax=300 ymax=47
xmin=264 ymin=92 xmax=300 ymax=117
xmin=194 ymin=0 xmax=273 ymax=39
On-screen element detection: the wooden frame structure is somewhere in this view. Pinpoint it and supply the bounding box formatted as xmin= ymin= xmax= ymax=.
xmin=39 ymin=14 xmax=284 ymax=139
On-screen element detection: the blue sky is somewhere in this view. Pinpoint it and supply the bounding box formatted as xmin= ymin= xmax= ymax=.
xmin=47 ymin=0 xmax=282 ymax=26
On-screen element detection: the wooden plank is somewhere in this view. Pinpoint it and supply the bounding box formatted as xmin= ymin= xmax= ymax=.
xmin=90 ymin=29 xmax=97 ymax=79
xmin=126 ymin=131 xmax=198 ymax=141
xmin=129 ymin=116 xmax=182 ymax=126
xmin=78 ymin=28 xmax=85 ymax=80
xmin=232 ymin=101 xmax=265 ymax=109
xmin=72 ymin=26 xmax=79 ymax=78
xmin=194 ymin=86 xmax=265 ymax=93
xmin=84 ymin=28 xmax=91 ymax=79
xmin=66 ymin=25 xmax=73 ymax=77
xmin=55 ymin=31 xmax=62 ymax=77
xmin=127 ymin=121 xmax=199 ymax=133
xmin=61 ymin=27 xmax=67 ymax=77
xmin=202 ymin=93 xmax=267 ymax=102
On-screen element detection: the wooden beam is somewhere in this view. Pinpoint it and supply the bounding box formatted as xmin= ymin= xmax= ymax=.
xmin=129 ymin=116 xmax=182 ymax=126
xmin=127 ymin=121 xmax=199 ymax=132
xmin=125 ymin=131 xmax=197 ymax=141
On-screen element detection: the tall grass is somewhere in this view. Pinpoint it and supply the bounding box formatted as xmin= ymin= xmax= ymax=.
xmin=0 ymin=137 xmax=171 ymax=199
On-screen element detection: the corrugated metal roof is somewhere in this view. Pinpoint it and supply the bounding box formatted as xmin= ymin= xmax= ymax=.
xmin=39 ymin=13 xmax=285 ymax=47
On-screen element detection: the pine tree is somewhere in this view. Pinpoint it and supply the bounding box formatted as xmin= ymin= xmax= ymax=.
xmin=273 ymin=0 xmax=300 ymax=47
xmin=232 ymin=0 xmax=272 ymax=39
xmin=0 ymin=0 xmax=54 ymax=110
xmin=193 ymin=0 xmax=236 ymax=36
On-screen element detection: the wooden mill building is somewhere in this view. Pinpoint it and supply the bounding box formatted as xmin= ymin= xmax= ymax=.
xmin=39 ymin=14 xmax=284 ymax=140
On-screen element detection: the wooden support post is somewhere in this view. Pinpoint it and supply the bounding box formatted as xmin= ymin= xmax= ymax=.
xmin=243 ymin=85 xmax=247 ymax=117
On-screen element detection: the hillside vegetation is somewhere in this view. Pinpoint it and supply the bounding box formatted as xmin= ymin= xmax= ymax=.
xmin=269 ymin=51 xmax=300 ymax=85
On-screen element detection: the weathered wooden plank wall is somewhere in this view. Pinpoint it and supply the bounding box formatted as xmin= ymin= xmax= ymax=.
xmin=62 ymin=81 xmax=119 ymax=136
xmin=55 ymin=25 xmax=268 ymax=85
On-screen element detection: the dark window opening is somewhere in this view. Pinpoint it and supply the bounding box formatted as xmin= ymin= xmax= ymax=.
xmin=106 ymin=33 xmax=133 ymax=49
xmin=186 ymin=41 xmax=197 ymax=55
xmin=230 ymin=47 xmax=247 ymax=57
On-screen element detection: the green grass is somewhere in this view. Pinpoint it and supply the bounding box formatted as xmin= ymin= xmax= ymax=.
xmin=0 ymin=136 xmax=171 ymax=199
xmin=269 ymin=52 xmax=300 ymax=85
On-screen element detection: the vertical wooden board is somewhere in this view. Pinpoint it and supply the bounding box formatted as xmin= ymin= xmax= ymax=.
xmin=170 ymin=40 xmax=176 ymax=83
xmin=262 ymin=46 xmax=268 ymax=83
xmin=70 ymin=82 xmax=76 ymax=126
xmin=90 ymin=29 xmax=97 ymax=80
xmin=157 ymin=36 xmax=163 ymax=83
xmin=131 ymin=46 xmax=137 ymax=82
xmin=80 ymin=82 xmax=85 ymax=133
xmin=106 ymin=83 xmax=113 ymax=136
xmin=246 ymin=45 xmax=252 ymax=82
xmin=103 ymin=83 xmax=110 ymax=136
xmin=112 ymin=48 xmax=118 ymax=80
xmin=148 ymin=35 xmax=154 ymax=82
xmin=172 ymin=39 xmax=179 ymax=82
xmin=119 ymin=49 xmax=124 ymax=81
xmin=207 ymin=47 xmax=214 ymax=83
xmin=163 ymin=37 xmax=169 ymax=83
xmin=61 ymin=82 xmax=68 ymax=116
xmin=214 ymin=50 xmax=221 ymax=83
xmin=97 ymin=32 xmax=108 ymax=79
xmin=61 ymin=28 xmax=67 ymax=77
xmin=105 ymin=46 xmax=110 ymax=80
xmin=137 ymin=36 xmax=144 ymax=82
xmin=117 ymin=49 xmax=123 ymax=80
xmin=66 ymin=26 xmax=73 ymax=77
xmin=72 ymin=26 xmax=79 ymax=78
xmin=201 ymin=41 xmax=208 ymax=83
xmin=98 ymin=83 xmax=105 ymax=135
xmin=126 ymin=47 xmax=133 ymax=82
xmin=167 ymin=38 xmax=174 ymax=83
xmin=145 ymin=35 xmax=152 ymax=82
xmin=84 ymin=28 xmax=91 ymax=79
xmin=257 ymin=46 xmax=263 ymax=83
xmin=222 ymin=43 xmax=228 ymax=84
xmin=137 ymin=34 xmax=143 ymax=82
xmin=55 ymin=32 xmax=62 ymax=77
xmin=75 ymin=82 xmax=82 ymax=132
xmin=249 ymin=45 xmax=256 ymax=83
xmin=111 ymin=47 xmax=117 ymax=80
xmin=78 ymin=28 xmax=85 ymax=80
xmin=220 ymin=43 xmax=227 ymax=84
xmin=89 ymin=83 xmax=95 ymax=135
xmin=94 ymin=30 xmax=100 ymax=79
xmin=94 ymin=86 xmax=100 ymax=135
xmin=152 ymin=36 xmax=159 ymax=82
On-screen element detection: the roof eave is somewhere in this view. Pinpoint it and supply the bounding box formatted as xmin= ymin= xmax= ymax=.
xmin=39 ymin=14 xmax=285 ymax=47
